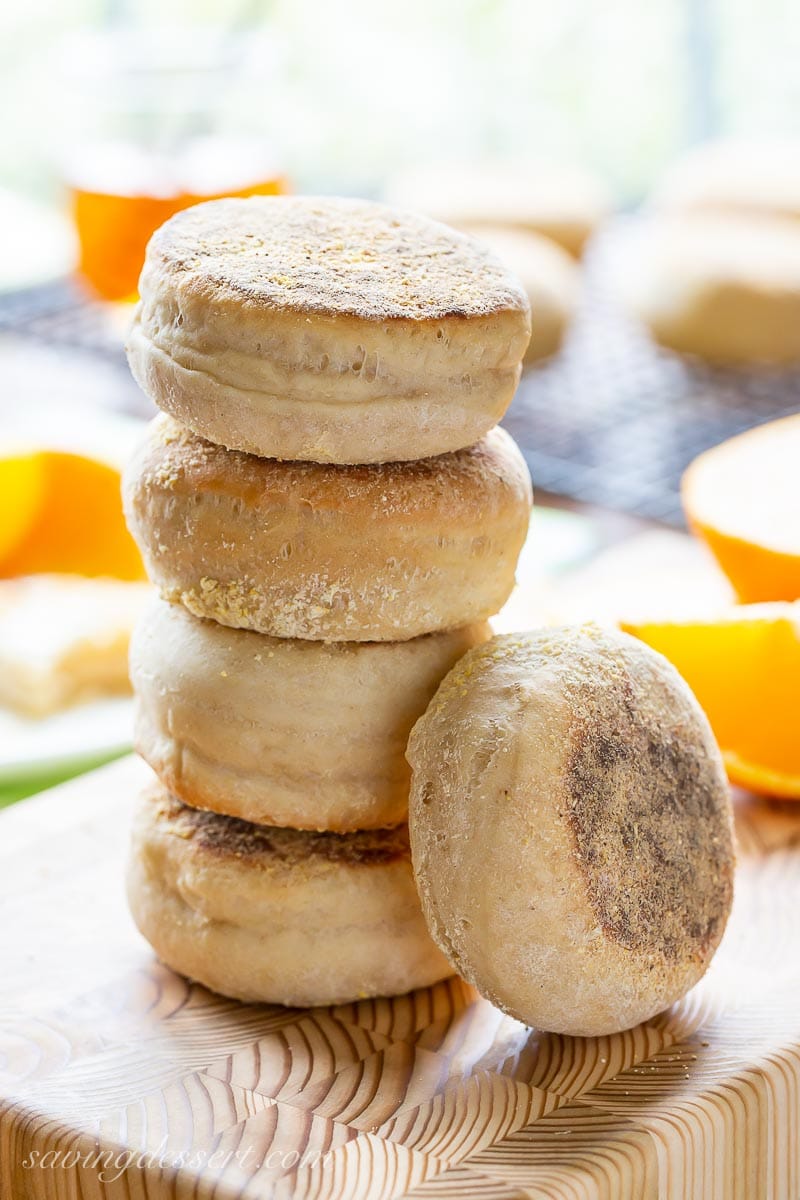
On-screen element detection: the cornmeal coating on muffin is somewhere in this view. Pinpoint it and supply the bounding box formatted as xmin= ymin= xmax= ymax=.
xmin=128 ymin=783 xmax=452 ymax=1006
xmin=123 ymin=415 xmax=532 ymax=642
xmin=131 ymin=596 xmax=490 ymax=830
xmin=407 ymin=624 xmax=735 ymax=1037
xmin=128 ymin=195 xmax=531 ymax=463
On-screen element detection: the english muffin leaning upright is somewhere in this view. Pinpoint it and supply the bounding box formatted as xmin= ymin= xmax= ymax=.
xmin=407 ymin=625 xmax=735 ymax=1037
xmin=128 ymin=195 xmax=531 ymax=464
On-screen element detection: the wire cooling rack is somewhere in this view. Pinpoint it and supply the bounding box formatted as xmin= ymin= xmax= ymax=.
xmin=1 ymin=222 xmax=799 ymax=525
xmin=504 ymin=223 xmax=800 ymax=524
xmin=0 ymin=280 xmax=132 ymax=362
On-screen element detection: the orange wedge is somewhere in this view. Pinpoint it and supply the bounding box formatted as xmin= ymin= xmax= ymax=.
xmin=0 ymin=452 xmax=43 ymax=565
xmin=622 ymin=604 xmax=800 ymax=798
xmin=683 ymin=414 xmax=800 ymax=602
xmin=0 ymin=412 xmax=146 ymax=582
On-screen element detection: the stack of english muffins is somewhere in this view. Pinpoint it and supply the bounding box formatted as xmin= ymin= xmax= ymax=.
xmin=122 ymin=195 xmax=533 ymax=1007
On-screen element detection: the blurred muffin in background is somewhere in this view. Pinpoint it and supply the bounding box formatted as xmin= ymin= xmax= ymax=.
xmin=652 ymin=139 xmax=800 ymax=225
xmin=621 ymin=213 xmax=800 ymax=366
xmin=460 ymin=225 xmax=579 ymax=363
xmin=385 ymin=160 xmax=610 ymax=258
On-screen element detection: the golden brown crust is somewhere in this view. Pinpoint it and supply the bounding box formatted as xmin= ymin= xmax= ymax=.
xmin=135 ymin=412 xmax=525 ymax=521
xmin=123 ymin=415 xmax=532 ymax=641
xmin=128 ymin=781 xmax=453 ymax=1005
xmin=407 ymin=625 xmax=735 ymax=1037
xmin=152 ymin=789 xmax=410 ymax=868
xmin=564 ymin=653 xmax=732 ymax=964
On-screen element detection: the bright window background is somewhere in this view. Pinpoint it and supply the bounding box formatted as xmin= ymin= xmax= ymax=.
xmin=2 ymin=0 xmax=800 ymax=207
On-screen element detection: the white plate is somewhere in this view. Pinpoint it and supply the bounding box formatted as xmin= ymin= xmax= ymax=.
xmin=0 ymin=696 xmax=133 ymax=783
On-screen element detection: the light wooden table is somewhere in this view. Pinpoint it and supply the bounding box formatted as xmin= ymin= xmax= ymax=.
xmin=1 ymin=753 xmax=799 ymax=1200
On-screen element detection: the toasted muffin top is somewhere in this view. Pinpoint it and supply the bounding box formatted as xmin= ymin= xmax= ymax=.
xmin=151 ymin=788 xmax=410 ymax=869
xmin=142 ymin=195 xmax=530 ymax=323
xmin=131 ymin=414 xmax=532 ymax=524
xmin=411 ymin=624 xmax=735 ymax=968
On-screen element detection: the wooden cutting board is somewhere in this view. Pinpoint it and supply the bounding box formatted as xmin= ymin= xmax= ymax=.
xmin=1 ymin=755 xmax=799 ymax=1200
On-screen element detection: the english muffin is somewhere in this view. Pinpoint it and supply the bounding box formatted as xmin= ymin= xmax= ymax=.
xmin=623 ymin=215 xmax=800 ymax=365
xmin=127 ymin=195 xmax=530 ymax=464
xmin=131 ymin=596 xmax=490 ymax=830
xmin=123 ymin=415 xmax=533 ymax=642
xmin=386 ymin=161 xmax=609 ymax=257
xmin=128 ymin=783 xmax=452 ymax=1006
xmin=407 ymin=625 xmax=735 ymax=1036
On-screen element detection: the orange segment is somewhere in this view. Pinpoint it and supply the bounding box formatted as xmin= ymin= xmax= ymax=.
xmin=0 ymin=453 xmax=45 ymax=564
xmin=0 ymin=450 xmax=144 ymax=581
xmin=683 ymin=414 xmax=800 ymax=602
xmin=622 ymin=605 xmax=800 ymax=798
xmin=0 ymin=409 xmax=146 ymax=581
xmin=73 ymin=175 xmax=289 ymax=301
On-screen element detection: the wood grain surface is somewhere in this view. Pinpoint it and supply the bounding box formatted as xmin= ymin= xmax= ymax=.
xmin=1 ymin=755 xmax=799 ymax=1199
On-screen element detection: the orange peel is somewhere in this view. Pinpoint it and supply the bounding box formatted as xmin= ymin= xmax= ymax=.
xmin=683 ymin=414 xmax=800 ymax=603
xmin=0 ymin=413 xmax=145 ymax=581
xmin=622 ymin=604 xmax=800 ymax=798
